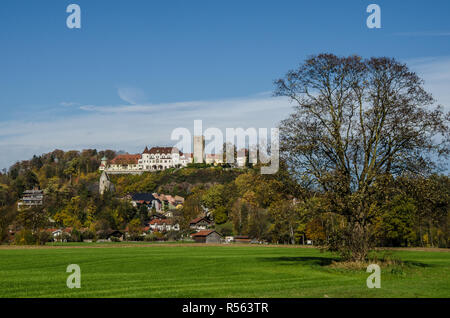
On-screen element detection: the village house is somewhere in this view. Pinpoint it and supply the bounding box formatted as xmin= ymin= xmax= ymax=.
xmin=129 ymin=193 xmax=185 ymax=213
xmin=191 ymin=230 xmax=222 ymax=243
xmin=130 ymin=193 xmax=162 ymax=212
xmin=153 ymin=193 xmax=184 ymax=210
xmin=17 ymin=189 xmax=44 ymax=210
xmin=44 ymin=227 xmax=72 ymax=242
xmin=189 ymin=216 xmax=212 ymax=231
xmin=147 ymin=218 xmax=180 ymax=232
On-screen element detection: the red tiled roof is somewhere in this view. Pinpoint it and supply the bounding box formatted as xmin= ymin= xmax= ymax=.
xmin=149 ymin=219 xmax=172 ymax=225
xmin=45 ymin=228 xmax=60 ymax=233
xmin=190 ymin=217 xmax=210 ymax=224
xmin=191 ymin=230 xmax=215 ymax=237
xmin=148 ymin=147 xmax=181 ymax=155
xmin=110 ymin=154 xmax=141 ymax=165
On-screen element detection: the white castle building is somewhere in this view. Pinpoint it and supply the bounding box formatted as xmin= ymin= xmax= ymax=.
xmin=100 ymin=147 xmax=193 ymax=173
xmin=99 ymin=137 xmax=248 ymax=174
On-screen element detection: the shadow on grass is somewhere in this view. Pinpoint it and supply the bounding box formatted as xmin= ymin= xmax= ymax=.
xmin=402 ymin=260 xmax=431 ymax=268
xmin=258 ymin=256 xmax=339 ymax=267
xmin=258 ymin=257 xmax=431 ymax=269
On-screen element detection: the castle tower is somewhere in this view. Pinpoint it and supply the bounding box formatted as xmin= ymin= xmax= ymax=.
xmin=99 ymin=171 xmax=114 ymax=195
xmin=193 ymin=135 xmax=205 ymax=163
xmin=99 ymin=156 xmax=108 ymax=171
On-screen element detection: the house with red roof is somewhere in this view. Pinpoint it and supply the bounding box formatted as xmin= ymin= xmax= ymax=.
xmin=189 ymin=216 xmax=212 ymax=231
xmin=148 ymin=218 xmax=180 ymax=232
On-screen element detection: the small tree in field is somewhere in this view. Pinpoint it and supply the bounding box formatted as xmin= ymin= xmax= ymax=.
xmin=275 ymin=54 xmax=449 ymax=261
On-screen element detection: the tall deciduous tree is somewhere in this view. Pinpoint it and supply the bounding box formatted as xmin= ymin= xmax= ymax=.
xmin=276 ymin=54 xmax=449 ymax=260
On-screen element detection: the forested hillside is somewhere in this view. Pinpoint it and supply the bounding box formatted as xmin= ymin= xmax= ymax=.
xmin=0 ymin=148 xmax=449 ymax=248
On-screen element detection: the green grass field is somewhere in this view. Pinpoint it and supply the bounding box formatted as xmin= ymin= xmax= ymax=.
xmin=0 ymin=243 xmax=449 ymax=298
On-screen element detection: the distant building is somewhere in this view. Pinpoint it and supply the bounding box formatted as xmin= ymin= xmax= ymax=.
xmin=130 ymin=193 xmax=162 ymax=212
xmin=148 ymin=219 xmax=180 ymax=232
xmin=99 ymin=136 xmax=249 ymax=174
xmin=101 ymin=147 xmax=192 ymax=174
xmin=205 ymin=153 xmax=224 ymax=165
xmin=234 ymin=236 xmax=252 ymax=244
xmin=17 ymin=189 xmax=44 ymax=210
xmin=224 ymin=236 xmax=234 ymax=243
xmin=193 ymin=135 xmax=205 ymax=163
xmin=236 ymin=149 xmax=248 ymax=167
xmin=129 ymin=193 xmax=185 ymax=212
xmin=191 ymin=230 xmax=222 ymax=243
xmin=189 ymin=216 xmax=212 ymax=231
xmin=153 ymin=193 xmax=185 ymax=210
xmin=99 ymin=156 xmax=108 ymax=171
xmin=99 ymin=171 xmax=115 ymax=195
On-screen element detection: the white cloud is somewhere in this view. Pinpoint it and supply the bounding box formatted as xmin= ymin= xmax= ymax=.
xmin=407 ymin=56 xmax=450 ymax=108
xmin=60 ymin=101 xmax=79 ymax=107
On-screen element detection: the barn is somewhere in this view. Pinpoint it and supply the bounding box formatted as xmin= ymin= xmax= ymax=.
xmin=191 ymin=230 xmax=222 ymax=243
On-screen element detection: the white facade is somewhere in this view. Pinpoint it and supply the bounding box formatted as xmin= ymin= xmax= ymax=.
xmin=100 ymin=141 xmax=248 ymax=173
xmin=102 ymin=147 xmax=193 ymax=173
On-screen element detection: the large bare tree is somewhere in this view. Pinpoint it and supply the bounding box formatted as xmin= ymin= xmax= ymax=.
xmin=275 ymin=54 xmax=449 ymax=261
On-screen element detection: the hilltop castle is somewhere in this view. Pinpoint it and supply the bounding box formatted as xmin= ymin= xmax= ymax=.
xmin=99 ymin=136 xmax=247 ymax=174
xmin=99 ymin=146 xmax=192 ymax=174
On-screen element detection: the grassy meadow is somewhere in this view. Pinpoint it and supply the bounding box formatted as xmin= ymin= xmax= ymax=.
xmin=0 ymin=243 xmax=449 ymax=298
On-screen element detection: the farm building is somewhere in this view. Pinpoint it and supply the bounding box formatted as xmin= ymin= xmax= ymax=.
xmin=234 ymin=236 xmax=252 ymax=244
xmin=191 ymin=230 xmax=222 ymax=243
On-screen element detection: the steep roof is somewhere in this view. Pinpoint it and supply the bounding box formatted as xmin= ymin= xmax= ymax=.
xmin=190 ymin=217 xmax=211 ymax=225
xmin=110 ymin=154 xmax=141 ymax=165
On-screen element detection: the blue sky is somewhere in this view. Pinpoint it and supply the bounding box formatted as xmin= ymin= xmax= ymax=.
xmin=1 ymin=0 xmax=450 ymax=169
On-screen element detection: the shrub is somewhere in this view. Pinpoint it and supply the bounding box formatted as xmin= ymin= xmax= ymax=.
xmin=35 ymin=231 xmax=52 ymax=245
xmin=61 ymin=232 xmax=73 ymax=242
xmin=144 ymin=233 xmax=157 ymax=241
xmin=127 ymin=233 xmax=143 ymax=241
xmin=71 ymin=229 xmax=83 ymax=242
xmin=165 ymin=230 xmax=181 ymax=241
xmin=81 ymin=230 xmax=95 ymax=240
xmin=14 ymin=230 xmax=35 ymax=245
